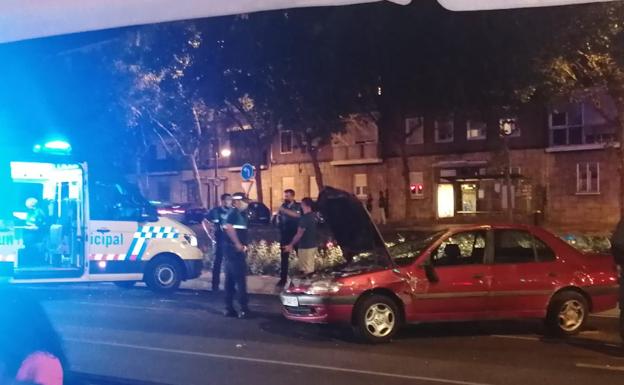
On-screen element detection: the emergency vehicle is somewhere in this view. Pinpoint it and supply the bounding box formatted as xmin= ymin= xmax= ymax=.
xmin=0 ymin=140 xmax=203 ymax=292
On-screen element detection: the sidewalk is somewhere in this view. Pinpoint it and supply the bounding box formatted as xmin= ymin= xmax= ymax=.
xmin=181 ymin=271 xmax=281 ymax=295
xmin=181 ymin=271 xmax=621 ymax=318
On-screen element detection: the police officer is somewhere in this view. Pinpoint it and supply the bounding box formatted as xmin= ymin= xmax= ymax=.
xmin=207 ymin=193 xmax=232 ymax=292
xmin=276 ymin=189 xmax=302 ymax=287
xmin=610 ymin=218 xmax=624 ymax=342
xmin=223 ymin=192 xmax=251 ymax=319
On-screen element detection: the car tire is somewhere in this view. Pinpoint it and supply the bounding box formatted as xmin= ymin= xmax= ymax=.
xmin=145 ymin=256 xmax=183 ymax=293
xmin=545 ymin=291 xmax=589 ymax=337
xmin=353 ymin=294 xmax=400 ymax=343
xmin=114 ymin=281 xmax=137 ymax=289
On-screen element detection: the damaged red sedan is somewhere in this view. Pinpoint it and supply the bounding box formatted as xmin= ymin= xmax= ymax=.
xmin=281 ymin=187 xmax=619 ymax=343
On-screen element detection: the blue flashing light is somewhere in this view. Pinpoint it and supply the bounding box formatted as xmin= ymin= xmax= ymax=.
xmin=33 ymin=140 xmax=72 ymax=155
xmin=44 ymin=140 xmax=71 ymax=151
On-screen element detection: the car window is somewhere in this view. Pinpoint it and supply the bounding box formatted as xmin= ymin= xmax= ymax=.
xmin=389 ymin=231 xmax=445 ymax=267
xmin=493 ymin=230 xmax=555 ymax=264
xmin=431 ymin=231 xmax=487 ymax=267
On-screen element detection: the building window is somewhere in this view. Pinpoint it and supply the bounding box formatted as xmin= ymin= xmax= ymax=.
xmin=354 ymin=173 xmax=368 ymax=198
xmin=550 ymin=104 xmax=583 ymax=146
xmin=185 ymin=181 xmax=198 ymax=203
xmin=280 ymin=130 xmax=293 ymax=154
xmin=405 ymin=117 xmax=424 ymax=145
xmin=435 ymin=118 xmax=454 ymax=143
xmin=576 ymin=162 xmax=600 ymax=194
xmin=466 ymin=120 xmax=487 ymax=140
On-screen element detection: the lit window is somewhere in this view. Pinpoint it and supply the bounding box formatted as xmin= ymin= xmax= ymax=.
xmin=576 ymin=162 xmax=600 ymax=194
xmin=435 ymin=118 xmax=454 ymax=143
xmin=466 ymin=120 xmax=487 ymax=140
xmin=409 ymin=171 xmax=424 ymax=199
xmin=280 ymin=131 xmax=293 ymax=154
xmin=354 ymin=173 xmax=368 ymax=198
xmin=405 ymin=117 xmax=424 ymax=145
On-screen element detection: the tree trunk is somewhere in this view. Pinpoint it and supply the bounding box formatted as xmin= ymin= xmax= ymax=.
xmin=399 ymin=143 xmax=411 ymax=219
xmin=188 ymin=152 xmax=206 ymax=208
xmin=253 ymin=156 xmax=264 ymax=203
xmin=309 ymin=147 xmax=324 ymax=192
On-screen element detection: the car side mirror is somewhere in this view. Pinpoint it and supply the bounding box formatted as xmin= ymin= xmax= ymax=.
xmin=421 ymin=261 xmax=439 ymax=283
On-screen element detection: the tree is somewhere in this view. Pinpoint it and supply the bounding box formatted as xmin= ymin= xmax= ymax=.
xmin=531 ymin=3 xmax=624 ymax=217
xmin=206 ymin=13 xmax=296 ymax=202
xmin=114 ymin=25 xmax=220 ymax=207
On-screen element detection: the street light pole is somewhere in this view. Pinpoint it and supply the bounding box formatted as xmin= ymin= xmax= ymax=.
xmin=500 ymin=118 xmax=516 ymax=223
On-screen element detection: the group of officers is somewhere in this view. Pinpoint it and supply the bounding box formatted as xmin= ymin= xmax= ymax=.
xmin=207 ymin=189 xmax=317 ymax=319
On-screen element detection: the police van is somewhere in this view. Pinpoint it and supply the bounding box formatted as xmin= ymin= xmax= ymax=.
xmin=0 ymin=141 xmax=203 ymax=292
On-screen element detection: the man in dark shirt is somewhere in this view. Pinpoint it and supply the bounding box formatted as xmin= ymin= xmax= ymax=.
xmin=276 ymin=189 xmax=302 ymax=287
xmin=207 ymin=193 xmax=232 ymax=292
xmin=223 ymin=192 xmax=250 ymax=318
xmin=284 ymin=198 xmax=317 ymax=275
xmin=610 ymin=219 xmax=624 ymax=342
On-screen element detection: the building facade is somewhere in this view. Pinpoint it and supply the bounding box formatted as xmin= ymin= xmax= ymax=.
xmin=131 ymin=98 xmax=621 ymax=233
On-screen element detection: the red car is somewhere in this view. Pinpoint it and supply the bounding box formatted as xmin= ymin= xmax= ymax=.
xmin=281 ymin=187 xmax=620 ymax=343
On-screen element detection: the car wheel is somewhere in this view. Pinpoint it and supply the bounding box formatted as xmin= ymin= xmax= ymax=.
xmin=545 ymin=291 xmax=588 ymax=336
xmin=145 ymin=256 xmax=183 ymax=293
xmin=353 ymin=294 xmax=400 ymax=343
xmin=114 ymin=281 xmax=137 ymax=289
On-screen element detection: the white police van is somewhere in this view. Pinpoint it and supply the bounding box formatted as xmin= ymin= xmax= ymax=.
xmin=0 ymin=142 xmax=203 ymax=292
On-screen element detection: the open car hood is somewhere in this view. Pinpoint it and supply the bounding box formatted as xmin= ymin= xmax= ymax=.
xmin=317 ymin=186 xmax=393 ymax=267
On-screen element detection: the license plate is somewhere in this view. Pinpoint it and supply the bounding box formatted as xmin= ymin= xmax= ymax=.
xmin=281 ymin=295 xmax=299 ymax=307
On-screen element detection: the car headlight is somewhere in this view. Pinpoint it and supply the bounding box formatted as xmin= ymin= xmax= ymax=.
xmin=306 ymin=280 xmax=342 ymax=295
xmin=184 ymin=234 xmax=198 ymax=247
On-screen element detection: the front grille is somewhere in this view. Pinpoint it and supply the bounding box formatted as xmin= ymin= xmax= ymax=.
xmin=285 ymin=305 xmax=315 ymax=316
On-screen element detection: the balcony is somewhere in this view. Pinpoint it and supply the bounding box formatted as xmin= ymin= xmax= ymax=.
xmin=330 ymin=142 xmax=383 ymax=166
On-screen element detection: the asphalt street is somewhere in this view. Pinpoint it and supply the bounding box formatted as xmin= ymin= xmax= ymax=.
xmin=21 ymin=284 xmax=624 ymax=385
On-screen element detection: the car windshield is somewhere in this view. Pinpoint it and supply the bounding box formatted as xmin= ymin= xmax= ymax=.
xmin=388 ymin=231 xmax=446 ymax=266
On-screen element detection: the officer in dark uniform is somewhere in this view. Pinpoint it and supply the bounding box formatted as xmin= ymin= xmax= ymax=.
xmin=223 ymin=192 xmax=251 ymax=318
xmin=276 ymin=189 xmax=302 ymax=287
xmin=207 ymin=193 xmax=232 ymax=292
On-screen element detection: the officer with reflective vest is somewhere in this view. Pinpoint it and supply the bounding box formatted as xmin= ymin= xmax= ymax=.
xmin=223 ymin=192 xmax=250 ymax=318
xmin=207 ymin=193 xmax=232 ymax=292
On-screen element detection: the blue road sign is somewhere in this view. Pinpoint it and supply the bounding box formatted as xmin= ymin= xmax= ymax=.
xmin=241 ymin=163 xmax=255 ymax=181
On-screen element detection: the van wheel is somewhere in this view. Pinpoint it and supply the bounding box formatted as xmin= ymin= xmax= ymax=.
xmin=145 ymin=256 xmax=183 ymax=293
xmin=353 ymin=294 xmax=400 ymax=343
xmin=545 ymin=291 xmax=588 ymax=336
xmin=114 ymin=281 xmax=136 ymax=289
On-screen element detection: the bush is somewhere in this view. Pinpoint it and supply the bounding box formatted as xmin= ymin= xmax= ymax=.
xmin=203 ymin=239 xmax=347 ymax=276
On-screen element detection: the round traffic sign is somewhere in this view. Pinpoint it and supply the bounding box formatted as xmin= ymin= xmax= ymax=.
xmin=241 ymin=163 xmax=255 ymax=181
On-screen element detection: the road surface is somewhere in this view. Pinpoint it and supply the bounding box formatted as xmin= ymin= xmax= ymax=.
xmin=23 ymin=284 xmax=624 ymax=385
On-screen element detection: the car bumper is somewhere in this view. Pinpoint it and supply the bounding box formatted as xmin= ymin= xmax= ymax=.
xmin=184 ymin=259 xmax=203 ymax=280
xmin=280 ymin=293 xmax=356 ymax=324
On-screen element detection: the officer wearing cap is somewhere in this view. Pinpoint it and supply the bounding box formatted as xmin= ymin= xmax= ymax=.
xmin=222 ymin=192 xmax=251 ymax=318
xmin=207 ymin=193 xmax=232 ymax=292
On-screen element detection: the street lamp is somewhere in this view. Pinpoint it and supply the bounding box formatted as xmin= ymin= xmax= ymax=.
xmin=220 ymin=148 xmax=232 ymax=158
xmin=499 ymin=118 xmax=517 ymax=222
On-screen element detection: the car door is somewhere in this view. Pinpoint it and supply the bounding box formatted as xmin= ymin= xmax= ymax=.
xmin=411 ymin=229 xmax=492 ymax=321
xmin=488 ymin=229 xmax=560 ymax=318
xmin=87 ymin=182 xmax=140 ymax=272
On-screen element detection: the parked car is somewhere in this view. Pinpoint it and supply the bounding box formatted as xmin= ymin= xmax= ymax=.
xmin=246 ymin=201 xmax=271 ymax=226
xmin=280 ymin=187 xmax=620 ymax=343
